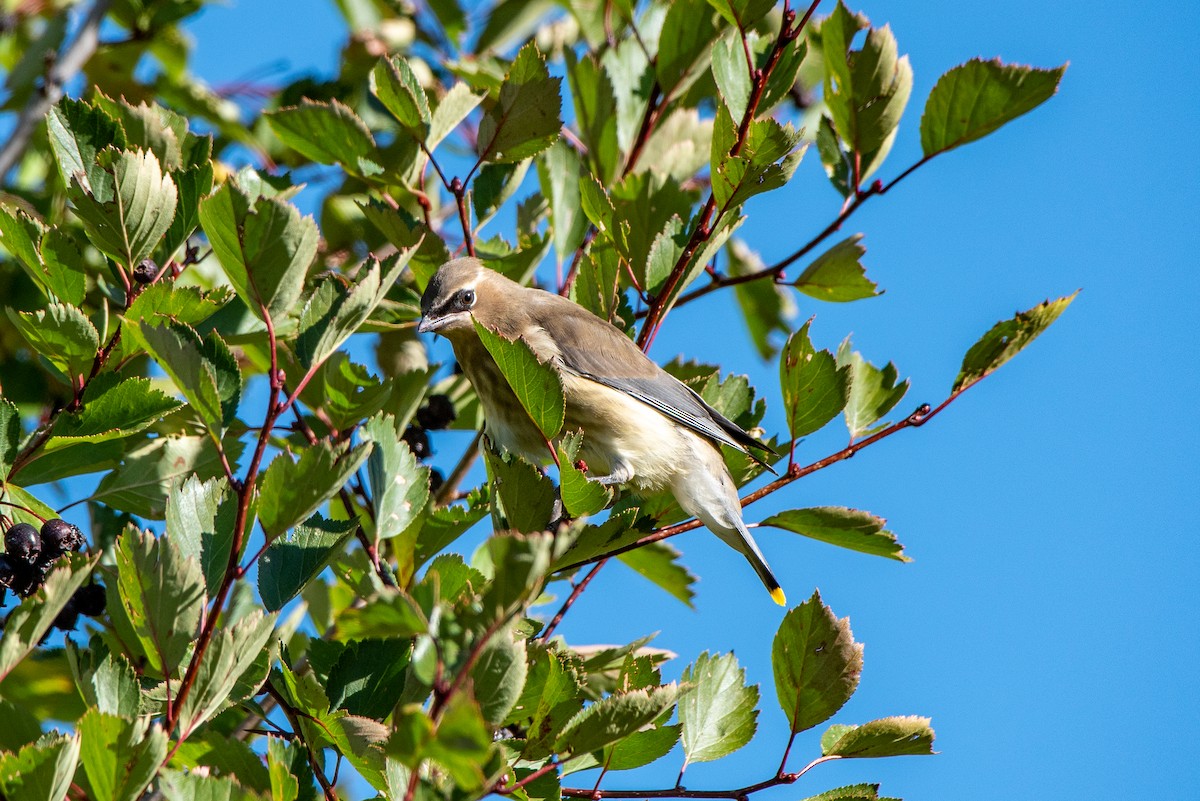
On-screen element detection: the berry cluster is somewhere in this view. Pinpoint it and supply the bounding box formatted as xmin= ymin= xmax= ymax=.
xmin=406 ymin=393 xmax=457 ymax=495
xmin=1 ymin=519 xmax=104 ymax=631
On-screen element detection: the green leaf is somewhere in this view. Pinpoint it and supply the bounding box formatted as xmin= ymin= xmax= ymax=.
xmin=921 ymin=58 xmax=1066 ymax=157
xmin=657 ymin=0 xmax=718 ymax=95
xmin=473 ymin=160 xmax=532 ymax=232
xmin=92 ymin=434 xmax=241 ymax=519
xmin=476 ymin=532 xmax=554 ymax=618
xmin=779 ymin=321 xmax=849 ymax=439
xmin=361 ymin=412 xmax=430 ymax=544
xmin=123 ymin=283 xmax=229 ymax=329
xmin=772 ymin=590 xmax=863 ymax=734
xmin=711 ymin=109 xmax=804 ymax=208
xmin=297 ymin=251 xmax=413 ymax=369
xmin=836 ymin=340 xmax=909 ymax=439
xmin=470 ymin=627 xmax=527 ymax=725
xmin=428 ymin=82 xmax=484 ymax=150
xmin=257 ymin=441 xmax=372 ymax=538
xmin=158 ymin=769 xmax=261 ymax=801
xmin=160 ymin=160 xmax=213 ymax=261
xmin=953 ymin=292 xmax=1077 ymax=392
xmin=472 ymin=317 xmax=565 ymax=440
xmin=799 ymin=784 xmax=889 ymax=801
xmin=267 ymin=99 xmax=382 ymax=178
xmin=822 ymin=715 xmax=935 ymax=758
xmin=167 ymin=475 xmax=237 ymax=592
xmin=0 ymin=397 xmax=21 ymax=477
xmin=316 ymin=354 xmax=394 ymax=432
xmin=729 ymin=238 xmax=794 ymax=359
xmin=712 ymin=35 xmax=752 ymax=121
xmin=176 ymin=611 xmax=276 ymax=738
xmin=0 ymin=205 xmax=86 ymax=304
xmin=130 ymin=321 xmax=226 ymax=435
xmin=485 ymin=449 xmax=559 ymax=535
xmin=372 ymin=55 xmax=431 ymax=138
xmin=605 ymin=722 xmax=681 ymax=772
xmin=706 ymin=0 xmax=775 ymax=28
xmin=327 ymin=638 xmax=412 ymax=720
xmin=0 ymin=553 xmax=100 ymax=684
xmin=0 ymin=732 xmax=81 ymax=801
xmin=554 ymin=683 xmax=681 ymax=756
xmin=565 ymin=51 xmax=619 ymax=183
xmin=198 ymin=179 xmax=319 ymax=324
xmin=46 ymin=96 xmax=125 ymax=193
xmin=259 ymin=513 xmax=356 ymax=612
xmin=617 ymin=542 xmax=696 ymax=608
xmin=70 ymin=148 xmax=178 ymax=270
xmin=335 ymin=593 xmax=427 ymax=641
xmin=48 ymin=375 xmax=182 ymax=447
xmin=794 ymin=235 xmax=880 ymax=302
xmin=78 ymin=711 xmax=168 ymax=801
xmin=679 ymin=651 xmax=758 ymax=766
xmin=537 ymin=140 xmax=588 ymax=261
xmin=424 ymin=694 xmax=493 ymax=790
xmin=89 ymin=653 xmax=141 ymax=718
xmin=762 ymin=507 xmax=908 ymax=562
xmin=602 ymin=38 xmax=655 ymax=154
xmin=8 ymin=303 xmax=99 ymax=381
xmin=115 ymin=527 xmax=206 ymax=678
xmin=0 ymin=700 xmax=41 ymax=752
xmin=820 ymin=7 xmax=913 ymax=182
xmin=477 ymin=42 xmax=563 ymax=163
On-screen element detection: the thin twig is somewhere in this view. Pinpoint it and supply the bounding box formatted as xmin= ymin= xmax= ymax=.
xmin=539 ymin=559 xmax=606 ymax=641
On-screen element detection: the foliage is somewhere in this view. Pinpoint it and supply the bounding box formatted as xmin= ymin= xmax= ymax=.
xmin=0 ymin=0 xmax=1068 ymax=799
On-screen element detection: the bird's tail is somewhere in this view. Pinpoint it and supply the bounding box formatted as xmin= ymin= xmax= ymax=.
xmin=714 ymin=520 xmax=787 ymax=607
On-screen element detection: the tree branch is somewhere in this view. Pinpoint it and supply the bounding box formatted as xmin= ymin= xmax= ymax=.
xmin=0 ymin=0 xmax=112 ymax=180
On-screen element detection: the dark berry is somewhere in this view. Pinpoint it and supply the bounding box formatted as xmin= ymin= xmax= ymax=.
xmin=0 ymin=553 xmax=15 ymax=588
xmin=402 ymin=425 xmax=430 ymax=459
xmin=74 ymin=583 xmax=107 ymax=617
xmin=416 ymin=394 xmax=457 ymax=430
xmin=40 ymin=519 xmax=83 ymax=559
xmin=133 ymin=258 xmax=158 ymax=283
xmin=428 ymin=468 xmax=445 ymax=496
xmin=4 ymin=523 xmax=41 ymax=565
xmin=52 ymin=599 xmax=78 ymax=631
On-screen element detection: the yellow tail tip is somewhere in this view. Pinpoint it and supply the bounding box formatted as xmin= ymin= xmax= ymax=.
xmin=770 ymin=587 xmax=787 ymax=607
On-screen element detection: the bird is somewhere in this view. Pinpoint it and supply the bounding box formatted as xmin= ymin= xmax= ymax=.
xmin=417 ymin=257 xmax=786 ymax=606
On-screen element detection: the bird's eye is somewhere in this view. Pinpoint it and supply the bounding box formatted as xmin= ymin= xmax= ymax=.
xmin=456 ymin=289 xmax=476 ymax=309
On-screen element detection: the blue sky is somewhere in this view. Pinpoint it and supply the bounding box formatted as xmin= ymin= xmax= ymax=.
xmin=173 ymin=1 xmax=1197 ymax=798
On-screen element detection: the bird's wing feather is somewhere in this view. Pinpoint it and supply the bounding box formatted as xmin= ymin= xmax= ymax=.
xmin=533 ymin=295 xmax=774 ymax=456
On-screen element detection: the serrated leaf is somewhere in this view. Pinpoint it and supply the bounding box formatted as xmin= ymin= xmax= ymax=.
xmin=425 ymin=694 xmax=493 ymax=790
xmin=706 ymin=0 xmax=775 ymax=28
xmin=90 ymin=653 xmax=141 ymax=718
xmin=657 ymin=0 xmax=718 ymax=95
xmin=160 ymin=160 xmax=213 ymax=261
xmin=115 ymin=527 xmax=206 ymax=678
xmin=773 ymin=590 xmax=863 ymax=733
xmin=565 ymin=50 xmax=619 ymax=182
xmin=472 ymin=317 xmax=565 ymax=440
xmin=711 ymin=109 xmax=804 ymax=208
xmin=476 ymin=532 xmax=554 ymax=618
xmin=471 ymin=627 xmax=527 ymax=725
xmin=795 ymin=235 xmax=880 ymax=302
xmin=167 ymin=475 xmax=237 ymax=591
xmin=267 ymin=99 xmax=382 ymax=177
xmin=123 ymin=283 xmax=229 ymax=329
xmin=762 ymin=507 xmax=908 ymax=562
xmin=921 ymin=58 xmax=1066 ymax=157
xmin=0 ymin=732 xmax=81 ymax=801
xmin=0 ymin=553 xmax=99 ymax=684
xmin=46 ymin=97 xmax=125 ymax=193
xmin=712 ymin=35 xmax=751 ymax=121
xmin=71 ymin=148 xmax=178 ymax=270
xmin=617 ymin=542 xmax=696 ymax=608
xmin=257 ymin=441 xmax=372 ymax=538
xmin=836 ymin=340 xmax=908 ymax=439
xmin=477 ymin=42 xmax=563 ymax=163
xmin=326 ymin=639 xmax=411 ymax=721
xmin=485 ymin=449 xmax=558 ymax=535
xmin=822 ymin=715 xmax=935 ymax=758
xmin=0 ymin=398 xmax=21 ymax=476
xmin=176 ymin=611 xmax=276 ymax=739
xmin=800 ymin=784 xmax=888 ymax=801
xmin=78 ymin=711 xmax=168 ymax=801
xmin=679 ymin=651 xmax=759 ymax=766
xmin=0 ymin=206 xmax=86 ymax=304
xmin=537 ymin=140 xmax=588 ymax=260
xmin=259 ymin=513 xmax=356 ymax=612
xmin=130 ymin=321 xmax=224 ymax=435
xmin=48 ymin=375 xmax=182 ymax=446
xmin=953 ymin=292 xmax=1077 ymax=392
xmin=8 ymin=303 xmax=99 ymax=381
xmin=372 ymin=55 xmax=431 ymax=137
xmin=361 ymin=413 xmax=430 ymax=546
xmin=198 ymin=179 xmax=318 ymax=324
xmin=92 ymin=434 xmax=241 ymax=519
xmin=779 ymin=321 xmax=849 ymax=439
xmin=297 ymin=251 xmax=413 ymax=369
xmin=428 ymin=82 xmax=484 ymax=150
xmin=157 ymin=769 xmax=261 ymax=801
xmin=554 ymin=684 xmax=680 ymax=756
xmin=474 ymin=160 xmax=531 ymax=232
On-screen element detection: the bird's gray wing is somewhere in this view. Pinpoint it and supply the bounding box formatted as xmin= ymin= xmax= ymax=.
xmin=534 ymin=297 xmax=775 ymax=456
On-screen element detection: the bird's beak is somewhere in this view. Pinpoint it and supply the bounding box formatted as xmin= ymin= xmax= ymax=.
xmin=417 ymin=316 xmax=437 ymax=335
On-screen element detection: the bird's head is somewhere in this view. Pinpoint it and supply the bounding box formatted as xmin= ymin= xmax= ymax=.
xmin=417 ymin=257 xmax=489 ymax=337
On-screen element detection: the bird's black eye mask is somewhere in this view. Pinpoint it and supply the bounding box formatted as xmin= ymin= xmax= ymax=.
xmin=427 ymin=287 xmax=477 ymax=320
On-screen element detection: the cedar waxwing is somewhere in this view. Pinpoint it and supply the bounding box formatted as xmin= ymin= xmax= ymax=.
xmin=418 ymin=258 xmax=785 ymax=605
